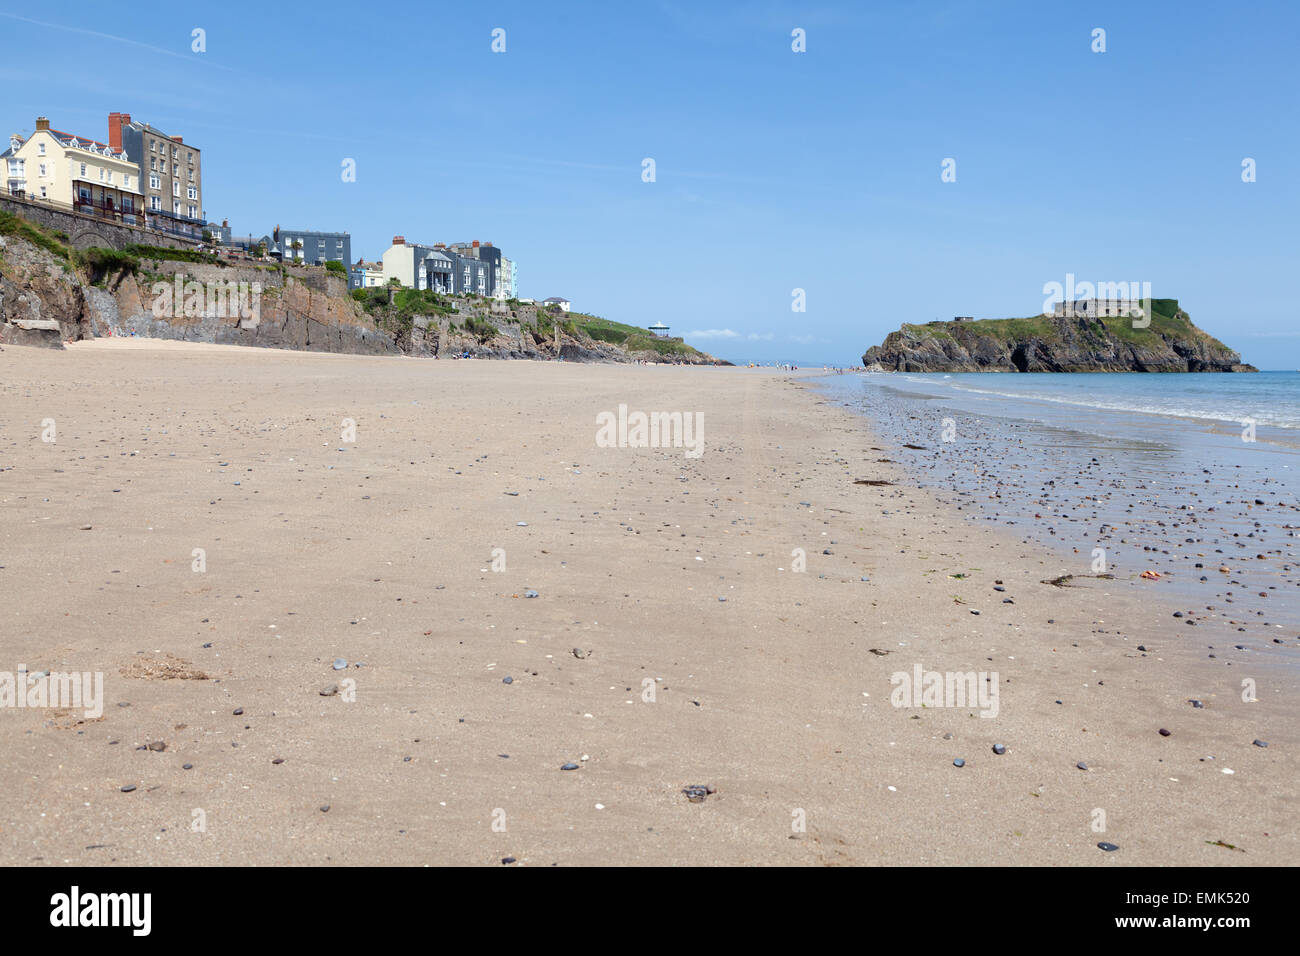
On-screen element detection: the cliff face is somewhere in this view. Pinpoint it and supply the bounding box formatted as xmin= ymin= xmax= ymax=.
xmin=0 ymin=226 xmax=725 ymax=364
xmin=1 ymin=233 xmax=397 ymax=354
xmin=862 ymin=303 xmax=1256 ymax=372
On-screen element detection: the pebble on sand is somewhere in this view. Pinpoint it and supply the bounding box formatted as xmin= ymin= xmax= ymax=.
xmin=992 ymin=744 xmax=1006 ymax=755
xmin=1253 ymin=739 xmax=1269 ymax=748
xmin=953 ymin=758 xmax=966 ymax=768
xmin=1077 ymin=762 xmax=1089 ymax=771
xmin=502 ymin=676 xmax=513 ymax=684
xmin=120 ymin=784 xmax=136 ymax=793
xmin=682 ymin=784 xmax=716 ymax=802
xmin=1097 ymin=842 xmax=1120 ymax=852
xmin=561 ymin=762 xmax=580 ymax=771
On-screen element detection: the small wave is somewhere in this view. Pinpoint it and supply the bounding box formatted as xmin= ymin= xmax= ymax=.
xmin=932 ymin=382 xmax=1300 ymax=429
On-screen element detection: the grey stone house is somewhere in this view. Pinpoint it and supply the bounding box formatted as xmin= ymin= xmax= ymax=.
xmin=260 ymin=229 xmax=351 ymax=266
xmin=108 ymin=112 xmax=204 ymax=238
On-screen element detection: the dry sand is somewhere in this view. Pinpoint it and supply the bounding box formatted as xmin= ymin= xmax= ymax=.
xmin=1 ymin=339 xmax=1295 ymax=865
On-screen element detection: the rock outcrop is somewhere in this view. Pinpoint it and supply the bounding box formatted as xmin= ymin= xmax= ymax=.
xmin=862 ymin=304 xmax=1255 ymax=372
xmin=0 ymin=223 xmax=726 ymax=364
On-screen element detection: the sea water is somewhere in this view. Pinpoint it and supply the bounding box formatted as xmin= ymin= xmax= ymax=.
xmin=815 ymin=371 xmax=1299 ymax=661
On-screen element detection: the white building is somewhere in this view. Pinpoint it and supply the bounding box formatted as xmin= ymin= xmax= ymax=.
xmin=3 ymin=117 xmax=142 ymax=223
xmin=542 ymin=296 xmax=571 ymax=312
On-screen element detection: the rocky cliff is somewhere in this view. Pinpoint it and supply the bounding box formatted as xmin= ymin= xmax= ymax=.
xmin=862 ymin=301 xmax=1256 ymax=372
xmin=0 ymin=214 xmax=725 ymax=365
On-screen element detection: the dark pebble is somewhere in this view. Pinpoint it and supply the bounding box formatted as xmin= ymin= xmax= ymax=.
xmin=1253 ymin=739 xmax=1269 ymax=748
xmin=120 ymin=784 xmax=136 ymax=793
xmin=992 ymin=744 xmax=1006 ymax=755
xmin=1097 ymin=842 xmax=1119 ymax=852
xmin=502 ymin=676 xmax=513 ymax=684
xmin=271 ymin=757 xmax=284 ymax=765
xmin=182 ymin=763 xmax=193 ymax=770
xmin=953 ymin=758 xmax=965 ymax=768
xmin=1077 ymin=762 xmax=1088 ymax=771
xmin=232 ymin=708 xmax=244 ymax=716
xmin=1158 ymin=728 xmax=1171 ymax=737
xmin=560 ymin=762 xmax=579 ymax=771
xmin=501 ymin=856 xmax=517 ymax=865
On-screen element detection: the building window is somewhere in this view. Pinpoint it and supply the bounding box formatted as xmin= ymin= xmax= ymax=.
xmin=124 ymin=175 xmax=131 ymax=189
xmin=187 ymin=186 xmax=197 ymax=200
xmin=37 ymin=142 xmax=45 ymax=155
xmin=150 ymin=140 xmax=156 ymax=151
xmin=149 ymin=196 xmax=161 ymax=211
xmin=40 ymin=186 xmax=47 ymax=197
xmin=160 ymin=160 xmax=166 ymax=174
xmin=188 ymin=204 xmax=197 ymax=219
xmin=172 ymin=181 xmax=180 ymax=197
xmin=79 ymin=163 xmax=86 ymax=176
xmin=38 ymin=163 xmax=46 ymax=176
xmin=150 ymin=175 xmax=160 ymax=190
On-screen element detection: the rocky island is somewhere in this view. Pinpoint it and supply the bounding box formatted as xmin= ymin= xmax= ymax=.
xmin=862 ymin=300 xmax=1256 ymax=372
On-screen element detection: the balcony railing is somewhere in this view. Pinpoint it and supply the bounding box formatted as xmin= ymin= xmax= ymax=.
xmin=2 ymin=191 xmax=206 ymax=243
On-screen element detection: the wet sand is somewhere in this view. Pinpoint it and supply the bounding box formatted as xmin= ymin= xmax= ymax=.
xmin=0 ymin=340 xmax=1295 ymax=865
xmin=821 ymin=375 xmax=1300 ymax=654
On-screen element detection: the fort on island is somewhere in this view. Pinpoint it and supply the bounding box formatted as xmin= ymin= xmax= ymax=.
xmin=1052 ymin=297 xmax=1146 ymax=318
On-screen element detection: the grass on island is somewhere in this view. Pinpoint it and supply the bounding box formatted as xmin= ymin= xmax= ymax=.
xmin=903 ymin=299 xmax=1212 ymax=347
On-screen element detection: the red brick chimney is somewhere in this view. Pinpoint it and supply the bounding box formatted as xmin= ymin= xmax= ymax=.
xmin=393 ymin=236 xmax=405 ymax=245
xmin=174 ymin=136 xmax=182 ymax=144
xmin=472 ymin=240 xmax=479 ymax=248
xmin=35 ymin=116 xmax=50 ymax=131
xmin=107 ymin=112 xmax=131 ymax=150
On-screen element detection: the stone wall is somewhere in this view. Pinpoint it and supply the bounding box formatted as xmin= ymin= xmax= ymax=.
xmin=0 ymin=194 xmax=195 ymax=252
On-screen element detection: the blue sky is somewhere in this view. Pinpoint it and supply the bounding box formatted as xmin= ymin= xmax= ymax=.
xmin=2 ymin=0 xmax=1297 ymax=367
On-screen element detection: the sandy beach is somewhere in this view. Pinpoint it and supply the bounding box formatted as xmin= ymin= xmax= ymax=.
xmin=1 ymin=340 xmax=1295 ymax=866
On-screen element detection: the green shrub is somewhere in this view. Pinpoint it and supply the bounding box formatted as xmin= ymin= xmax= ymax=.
xmin=324 ymin=259 xmax=346 ymax=275
xmin=462 ymin=316 xmax=498 ymax=343
xmin=74 ymin=246 xmax=141 ymax=283
xmin=121 ymin=243 xmax=225 ymax=267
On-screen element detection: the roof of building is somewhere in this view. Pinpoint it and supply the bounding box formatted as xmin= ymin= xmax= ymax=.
xmin=3 ymin=130 xmax=128 ymax=160
xmin=48 ymin=128 xmax=129 ymax=158
xmin=542 ymin=296 xmax=570 ymax=303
